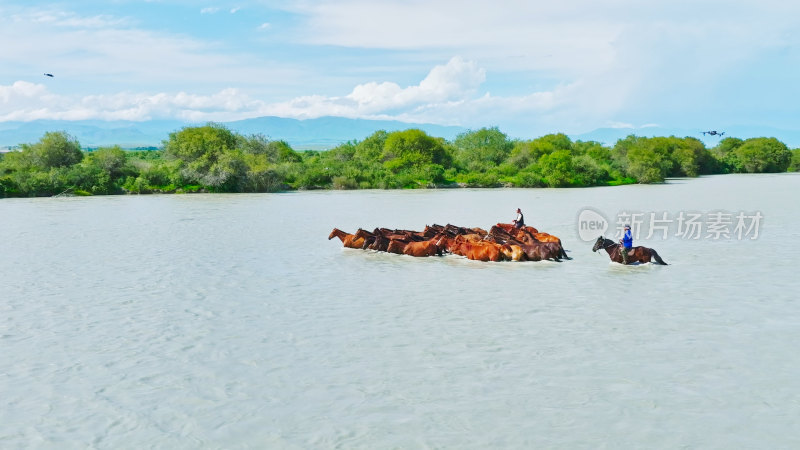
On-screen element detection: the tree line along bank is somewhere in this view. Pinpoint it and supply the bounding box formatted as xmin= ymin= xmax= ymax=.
xmin=0 ymin=124 xmax=798 ymax=197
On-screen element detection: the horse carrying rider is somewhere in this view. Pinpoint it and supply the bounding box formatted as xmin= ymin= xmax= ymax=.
xmin=619 ymin=224 xmax=633 ymax=264
xmin=512 ymin=208 xmax=525 ymax=229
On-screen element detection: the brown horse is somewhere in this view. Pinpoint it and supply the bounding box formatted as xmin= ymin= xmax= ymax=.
xmin=489 ymin=225 xmax=566 ymax=261
xmin=402 ymin=237 xmax=444 ymax=257
xmin=499 ymin=244 xmax=526 ymax=261
xmin=386 ymin=239 xmax=408 ymax=254
xmin=443 ymin=235 xmax=505 ymax=262
xmin=591 ymin=236 xmax=668 ymax=265
xmin=494 ymin=223 xmax=569 ymax=259
xmin=495 ymin=222 xmax=539 ymax=235
xmin=328 ymin=228 xmax=366 ymax=249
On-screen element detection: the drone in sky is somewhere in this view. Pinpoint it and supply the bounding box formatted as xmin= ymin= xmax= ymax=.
xmin=702 ymin=130 xmax=724 ymax=136
xmin=44 ymin=73 xmax=54 ymax=77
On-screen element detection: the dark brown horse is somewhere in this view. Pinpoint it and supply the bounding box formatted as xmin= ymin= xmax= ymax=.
xmin=591 ymin=236 xmax=668 ymax=265
xmin=369 ymin=235 xmax=392 ymax=251
xmin=354 ymin=228 xmax=376 ymax=249
xmin=518 ymin=241 xmax=563 ymax=261
xmin=422 ymin=224 xmax=445 ymax=238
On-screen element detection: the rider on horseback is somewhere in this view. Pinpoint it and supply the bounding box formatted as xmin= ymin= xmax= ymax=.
xmin=619 ymin=224 xmax=633 ymax=264
xmin=513 ymin=208 xmax=525 ymax=229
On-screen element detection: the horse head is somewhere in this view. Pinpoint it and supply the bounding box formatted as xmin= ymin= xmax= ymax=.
xmin=591 ymin=236 xmax=606 ymax=252
xmin=328 ymin=228 xmax=341 ymax=240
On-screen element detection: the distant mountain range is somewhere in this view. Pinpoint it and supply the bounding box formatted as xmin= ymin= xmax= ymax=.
xmin=0 ymin=117 xmax=467 ymax=150
xmin=0 ymin=117 xmax=798 ymax=150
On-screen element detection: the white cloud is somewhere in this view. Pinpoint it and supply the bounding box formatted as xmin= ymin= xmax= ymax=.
xmin=200 ymin=7 xmax=219 ymax=14
xmin=12 ymin=8 xmax=129 ymax=28
xmin=230 ymin=7 xmax=241 ymax=14
xmin=345 ymin=57 xmax=484 ymax=111
xmin=260 ymin=57 xmax=488 ymax=119
xmin=258 ymin=22 xmax=271 ymax=30
xmin=608 ymin=122 xmax=635 ymax=129
xmin=0 ymin=57 xmax=609 ymax=135
xmin=0 ymin=81 xmax=265 ymax=122
xmin=0 ymin=58 xmax=493 ymax=123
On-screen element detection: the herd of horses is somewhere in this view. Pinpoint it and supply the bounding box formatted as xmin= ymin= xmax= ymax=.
xmin=329 ymin=223 xmax=570 ymax=262
xmin=329 ymin=223 xmax=669 ymax=265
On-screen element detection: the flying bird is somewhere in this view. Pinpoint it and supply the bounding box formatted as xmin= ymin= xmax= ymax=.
xmin=702 ymin=130 xmax=724 ymax=136
xmin=44 ymin=73 xmax=54 ymax=77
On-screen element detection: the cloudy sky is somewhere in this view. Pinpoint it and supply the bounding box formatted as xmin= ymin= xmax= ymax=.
xmin=1 ymin=0 xmax=798 ymax=137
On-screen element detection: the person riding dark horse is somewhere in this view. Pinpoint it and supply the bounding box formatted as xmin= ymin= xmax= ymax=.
xmin=592 ymin=236 xmax=668 ymax=265
xmin=619 ymin=224 xmax=633 ymax=264
xmin=512 ymin=208 xmax=525 ymax=229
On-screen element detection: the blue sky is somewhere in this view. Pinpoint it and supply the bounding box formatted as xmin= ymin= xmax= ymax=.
xmin=1 ymin=0 xmax=798 ymax=138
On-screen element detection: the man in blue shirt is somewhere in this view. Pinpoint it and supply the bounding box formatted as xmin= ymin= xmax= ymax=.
xmin=619 ymin=224 xmax=633 ymax=264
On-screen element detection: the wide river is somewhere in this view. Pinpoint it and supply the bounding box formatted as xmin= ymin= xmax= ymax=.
xmin=1 ymin=174 xmax=799 ymax=448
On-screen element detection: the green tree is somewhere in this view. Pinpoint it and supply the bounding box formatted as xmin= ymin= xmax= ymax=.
xmin=21 ymin=131 xmax=83 ymax=170
xmin=239 ymin=134 xmax=299 ymax=162
xmin=354 ymin=130 xmax=388 ymax=162
xmin=734 ymin=137 xmax=792 ymax=173
xmin=537 ymin=150 xmax=574 ymax=187
xmin=0 ymin=175 xmax=14 ymax=197
xmin=573 ymin=140 xmax=611 ymax=160
xmin=669 ymin=137 xmax=714 ymax=177
xmin=790 ymin=149 xmax=800 ymax=172
xmin=625 ymin=140 xmax=672 ymax=183
xmin=163 ymin=123 xmax=246 ymax=190
xmin=610 ymin=134 xmax=647 ymax=173
xmin=0 ymin=150 xmax=27 ymax=173
xmin=88 ymin=146 xmax=128 ymax=178
xmin=164 ymin=123 xmax=237 ymax=165
xmin=611 ymin=135 xmax=715 ymax=182
xmin=509 ymin=133 xmax=573 ymax=169
xmin=711 ymin=137 xmax=745 ymax=173
xmin=571 ymin=154 xmax=611 ymax=186
xmin=453 ymin=127 xmax=514 ymax=171
xmin=381 ymin=129 xmax=450 ymax=172
xmin=58 ymin=163 xmax=114 ymax=195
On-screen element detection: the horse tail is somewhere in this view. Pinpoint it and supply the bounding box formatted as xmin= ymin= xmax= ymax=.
xmin=651 ymin=249 xmax=668 ymax=265
xmin=557 ymin=239 xmax=571 ymax=260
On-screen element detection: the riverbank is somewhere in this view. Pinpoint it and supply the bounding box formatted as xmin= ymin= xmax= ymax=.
xmin=1 ymin=125 xmax=797 ymax=198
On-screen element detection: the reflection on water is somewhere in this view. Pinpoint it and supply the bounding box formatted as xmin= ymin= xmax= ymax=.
xmin=1 ymin=174 xmax=799 ymax=448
